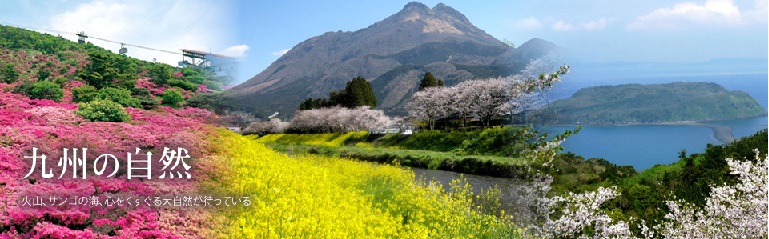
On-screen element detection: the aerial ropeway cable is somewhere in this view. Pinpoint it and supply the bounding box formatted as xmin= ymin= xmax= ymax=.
xmin=1 ymin=21 xmax=182 ymax=56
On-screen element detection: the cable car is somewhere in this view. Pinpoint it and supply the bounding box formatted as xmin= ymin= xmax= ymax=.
xmin=119 ymin=43 xmax=127 ymax=55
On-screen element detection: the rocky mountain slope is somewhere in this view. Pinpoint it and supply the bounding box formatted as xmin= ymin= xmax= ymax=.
xmin=229 ymin=2 xmax=560 ymax=117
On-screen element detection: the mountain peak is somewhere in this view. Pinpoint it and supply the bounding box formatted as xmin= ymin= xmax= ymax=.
xmin=433 ymin=3 xmax=470 ymax=24
xmin=232 ymin=2 xmax=559 ymax=118
xmin=402 ymin=1 xmax=430 ymax=12
xmin=389 ymin=2 xmax=475 ymax=35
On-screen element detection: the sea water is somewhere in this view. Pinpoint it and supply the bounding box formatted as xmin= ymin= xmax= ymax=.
xmin=540 ymin=73 xmax=768 ymax=171
xmin=542 ymin=116 xmax=767 ymax=171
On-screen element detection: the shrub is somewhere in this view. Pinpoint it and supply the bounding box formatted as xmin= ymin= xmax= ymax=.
xmin=96 ymin=87 xmax=141 ymax=108
xmin=71 ymin=85 xmax=98 ymax=102
xmin=187 ymin=92 xmax=226 ymax=113
xmin=74 ymin=99 xmax=131 ymax=122
xmin=53 ymin=77 xmax=67 ymax=87
xmin=11 ymin=80 xmax=33 ymax=95
xmin=161 ymin=89 xmax=185 ymax=108
xmin=168 ymin=78 xmax=199 ymax=91
xmin=2 ymin=63 xmax=19 ymax=83
xmin=27 ymin=80 xmax=63 ymax=101
xmin=201 ymin=80 xmax=223 ymax=91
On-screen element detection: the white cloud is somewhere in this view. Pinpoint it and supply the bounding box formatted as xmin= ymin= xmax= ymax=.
xmin=510 ymin=17 xmax=543 ymax=30
xmin=552 ymin=19 xmax=609 ymax=31
xmin=627 ymin=0 xmax=766 ymax=30
xmin=49 ymin=0 xmax=235 ymax=65
xmin=583 ymin=19 xmax=608 ymax=30
xmin=221 ymin=44 xmax=249 ymax=58
xmin=552 ymin=21 xmax=576 ymax=31
xmin=271 ymin=49 xmax=289 ymax=57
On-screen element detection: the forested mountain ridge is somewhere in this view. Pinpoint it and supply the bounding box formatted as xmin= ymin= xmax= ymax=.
xmin=530 ymin=82 xmax=766 ymax=125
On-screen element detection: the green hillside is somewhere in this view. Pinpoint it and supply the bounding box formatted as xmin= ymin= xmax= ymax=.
xmin=531 ymin=82 xmax=766 ymax=125
xmin=0 ymin=24 xmax=226 ymax=111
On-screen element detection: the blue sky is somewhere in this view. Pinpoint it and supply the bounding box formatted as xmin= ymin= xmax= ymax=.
xmin=1 ymin=0 xmax=766 ymax=83
xmin=0 ymin=0 xmax=239 ymax=66
xmin=236 ymin=0 xmax=767 ymax=82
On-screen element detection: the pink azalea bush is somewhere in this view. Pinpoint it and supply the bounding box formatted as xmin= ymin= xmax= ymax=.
xmin=0 ymin=49 xmax=83 ymax=83
xmin=135 ymin=77 xmax=164 ymax=96
xmin=0 ymin=89 xmax=222 ymax=238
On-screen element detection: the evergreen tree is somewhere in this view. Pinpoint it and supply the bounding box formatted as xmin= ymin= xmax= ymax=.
xmin=2 ymin=63 xmax=18 ymax=83
xmin=418 ymin=72 xmax=442 ymax=91
xmin=298 ymin=77 xmax=377 ymax=110
xmin=343 ymin=77 xmax=376 ymax=108
xmin=80 ymin=50 xmax=136 ymax=89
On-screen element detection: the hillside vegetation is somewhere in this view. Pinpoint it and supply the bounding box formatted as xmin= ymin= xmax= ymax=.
xmin=530 ymin=82 xmax=766 ymax=125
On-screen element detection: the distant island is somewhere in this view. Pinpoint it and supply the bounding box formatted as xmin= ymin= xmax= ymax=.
xmin=530 ymin=82 xmax=766 ymax=126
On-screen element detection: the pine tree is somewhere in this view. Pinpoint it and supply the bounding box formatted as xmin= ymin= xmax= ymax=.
xmin=418 ymin=71 xmax=442 ymax=91
xmin=344 ymin=77 xmax=376 ymax=108
xmin=298 ymin=77 xmax=376 ymax=110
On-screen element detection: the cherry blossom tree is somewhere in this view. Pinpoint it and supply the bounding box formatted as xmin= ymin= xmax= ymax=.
xmin=287 ymin=106 xmax=391 ymax=133
xmin=405 ymin=55 xmax=569 ymax=129
xmin=464 ymin=78 xmax=510 ymax=127
xmin=532 ymin=149 xmax=767 ymax=239
xmin=405 ymin=86 xmax=452 ymax=130
xmin=657 ymin=149 xmax=767 ymax=239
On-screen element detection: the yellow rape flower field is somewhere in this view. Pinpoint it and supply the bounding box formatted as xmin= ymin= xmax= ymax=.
xmin=201 ymin=129 xmax=524 ymax=238
xmin=254 ymin=132 xmax=368 ymax=147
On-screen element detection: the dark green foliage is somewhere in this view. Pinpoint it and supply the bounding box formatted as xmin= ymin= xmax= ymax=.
xmin=72 ymin=85 xmax=141 ymax=107
xmin=11 ymin=81 xmax=32 ymax=95
xmin=137 ymin=97 xmax=161 ymax=110
xmin=543 ymin=153 xmax=638 ymax=193
xmin=597 ymin=129 xmax=768 ymax=229
xmin=531 ymin=82 xmax=766 ymax=125
xmin=299 ymin=98 xmax=330 ymax=110
xmin=146 ymin=63 xmax=170 ymax=86
xmin=167 ymin=78 xmax=199 ymax=91
xmin=71 ymin=85 xmax=98 ymax=102
xmin=676 ymin=129 xmax=767 ymax=205
xmin=1 ymin=63 xmax=19 ymax=83
xmin=263 ymin=143 xmax=531 ymax=178
xmin=130 ymin=87 xmax=160 ymax=109
xmin=201 ymin=80 xmax=223 ymax=91
xmin=299 ymin=77 xmax=377 ymax=110
xmin=37 ymin=69 xmax=51 ymax=81
xmin=0 ymin=24 xmax=221 ymax=110
xmin=79 ymin=50 xmax=137 ymax=89
xmin=376 ymin=126 xmax=548 ymax=158
xmin=52 ymin=77 xmax=67 ymax=87
xmin=0 ymin=24 xmax=89 ymax=53
xmin=146 ymin=63 xmax=176 ymax=86
xmin=180 ymin=67 xmax=207 ymax=84
xmin=187 ymin=92 xmax=227 ymax=113
xmin=161 ymin=89 xmax=185 ymax=108
xmin=130 ymin=87 xmax=151 ymax=97
xmin=96 ymin=87 xmax=141 ymax=108
xmin=26 ymin=80 xmax=63 ymax=101
xmin=75 ymin=100 xmax=131 ymax=122
xmin=418 ymin=71 xmax=443 ymax=91
xmin=342 ymin=77 xmax=377 ymax=108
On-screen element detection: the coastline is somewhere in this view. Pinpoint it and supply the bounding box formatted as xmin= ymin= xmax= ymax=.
xmin=543 ymin=119 xmax=745 ymax=144
xmin=658 ymin=121 xmax=735 ymax=143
